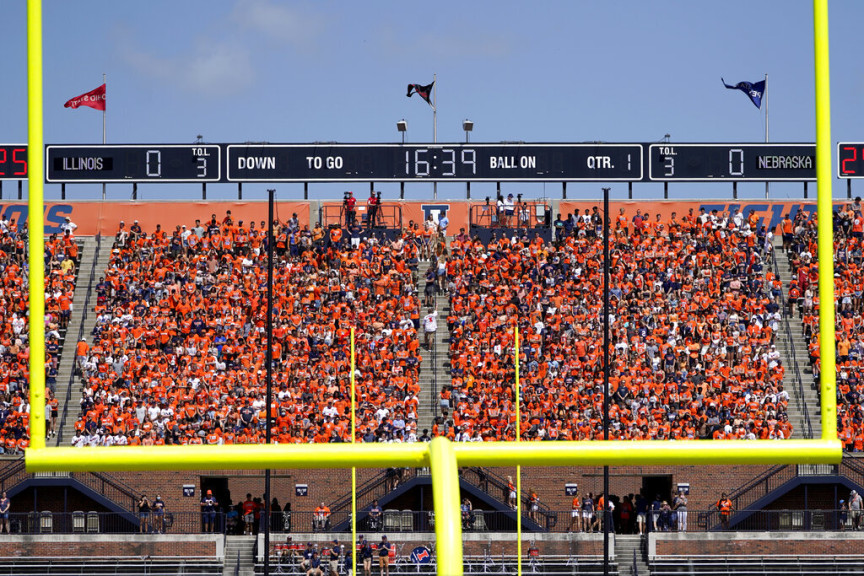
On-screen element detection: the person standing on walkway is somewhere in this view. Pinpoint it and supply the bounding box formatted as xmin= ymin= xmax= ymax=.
xmin=673 ymin=489 xmax=688 ymax=532
xmin=715 ymin=492 xmax=734 ymax=530
xmin=849 ymin=490 xmax=863 ymax=530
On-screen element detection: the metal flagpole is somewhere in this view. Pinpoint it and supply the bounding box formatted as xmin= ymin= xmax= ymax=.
xmin=433 ymin=73 xmax=437 ymax=201
xmin=764 ymin=73 xmax=769 ymax=198
xmin=102 ymin=73 xmax=106 ymax=200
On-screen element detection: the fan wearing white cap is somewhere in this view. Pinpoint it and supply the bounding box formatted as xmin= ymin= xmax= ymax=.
xmin=849 ymin=489 xmax=863 ymax=530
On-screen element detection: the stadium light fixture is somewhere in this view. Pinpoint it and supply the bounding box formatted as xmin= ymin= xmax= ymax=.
xmin=463 ymin=119 xmax=473 ymax=143
xmin=397 ymin=119 xmax=407 ymax=144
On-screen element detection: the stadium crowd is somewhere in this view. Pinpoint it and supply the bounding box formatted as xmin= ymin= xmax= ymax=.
xmin=786 ymin=202 xmax=864 ymax=451
xmin=71 ymin=213 xmax=424 ymax=447
xmin=0 ymin=217 xmax=79 ymax=453
xmin=438 ymin=206 xmax=793 ymax=442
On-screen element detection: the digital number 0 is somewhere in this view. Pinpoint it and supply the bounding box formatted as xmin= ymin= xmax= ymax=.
xmin=146 ymin=150 xmax=162 ymax=178
xmin=729 ymin=148 xmax=744 ymax=176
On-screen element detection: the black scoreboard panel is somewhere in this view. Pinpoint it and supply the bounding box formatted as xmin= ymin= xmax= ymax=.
xmin=838 ymin=143 xmax=864 ymax=178
xmin=0 ymin=145 xmax=28 ymax=180
xmin=648 ymin=143 xmax=816 ymax=181
xmin=226 ymin=143 xmax=644 ymax=182
xmin=46 ymin=145 xmax=222 ymax=183
xmin=2 ymin=142 xmax=826 ymax=183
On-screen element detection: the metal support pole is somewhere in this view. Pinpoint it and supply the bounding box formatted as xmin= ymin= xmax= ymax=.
xmin=238 ymin=183 xmax=242 ymax=200
xmin=466 ymin=182 xmax=471 ymax=200
xmin=663 ymin=182 xmax=668 ymax=200
xmin=400 ymin=182 xmax=404 ymax=200
xmin=202 ymin=183 xmax=207 ymax=200
xmin=132 ymin=183 xmax=137 ymax=201
xmin=804 ymin=182 xmax=808 ymax=199
xmin=263 ymin=188 xmax=276 ymax=576
xmin=19 ymin=180 xmax=24 ymax=200
xmin=562 ymin=182 xmax=567 ymax=199
xmin=304 ymin=182 xmax=309 ymax=200
xmin=602 ymin=187 xmax=611 ymax=576
xmin=733 ymin=182 xmax=738 ymax=200
xmin=0 ymin=181 xmax=3 ymax=200
xmin=628 ymin=182 xmax=633 ymax=200
xmin=60 ymin=183 xmax=65 ymax=201
xmin=849 ymin=179 xmax=852 ymax=199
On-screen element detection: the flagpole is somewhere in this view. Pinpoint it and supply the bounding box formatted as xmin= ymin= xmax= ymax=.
xmin=764 ymin=73 xmax=769 ymax=199
xmin=102 ymin=73 xmax=106 ymax=200
xmin=433 ymin=73 xmax=437 ymax=201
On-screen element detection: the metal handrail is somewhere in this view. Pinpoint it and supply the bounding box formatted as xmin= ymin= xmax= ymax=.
xmin=772 ymin=249 xmax=813 ymax=439
xmin=728 ymin=464 xmax=792 ymax=512
xmin=57 ymin=234 xmax=101 ymax=445
xmin=460 ymin=466 xmax=557 ymax=528
xmin=329 ymin=469 xmax=389 ymax=513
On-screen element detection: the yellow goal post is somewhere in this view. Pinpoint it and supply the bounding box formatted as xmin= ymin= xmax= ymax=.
xmin=24 ymin=2 xmax=840 ymax=575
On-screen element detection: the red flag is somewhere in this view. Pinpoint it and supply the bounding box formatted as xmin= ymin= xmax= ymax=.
xmin=64 ymin=84 xmax=106 ymax=111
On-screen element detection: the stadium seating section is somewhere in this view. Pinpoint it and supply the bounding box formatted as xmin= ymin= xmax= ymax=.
xmin=786 ymin=206 xmax=864 ymax=451
xmin=440 ymin=208 xmax=792 ymax=441
xmin=0 ymin=224 xmax=77 ymax=454
xmin=65 ymin=208 xmax=801 ymax=446
xmin=73 ymin=215 xmax=422 ymax=446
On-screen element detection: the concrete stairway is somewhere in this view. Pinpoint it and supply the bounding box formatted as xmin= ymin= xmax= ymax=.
xmin=772 ymin=238 xmax=822 ymax=438
xmin=56 ymin=236 xmax=113 ymax=446
xmin=223 ymin=535 xmax=256 ymax=576
xmin=416 ymin=264 xmax=450 ymax=437
xmin=51 ymin=237 xmax=99 ymax=446
xmin=615 ymin=534 xmax=649 ymax=576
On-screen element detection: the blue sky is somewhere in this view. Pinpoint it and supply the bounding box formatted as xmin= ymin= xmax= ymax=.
xmin=1 ymin=0 xmax=863 ymax=201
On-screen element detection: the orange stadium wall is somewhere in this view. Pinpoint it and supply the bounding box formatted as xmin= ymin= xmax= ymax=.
xmin=559 ymin=200 xmax=827 ymax=235
xmin=5 ymin=199 xmax=840 ymax=236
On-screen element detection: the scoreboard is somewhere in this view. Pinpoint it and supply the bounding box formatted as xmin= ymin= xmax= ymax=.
xmin=226 ymin=143 xmax=643 ymax=182
xmin=0 ymin=142 xmax=827 ymax=183
xmin=649 ymin=144 xmax=816 ymax=181
xmin=46 ymin=145 xmax=221 ymax=183
xmin=0 ymin=145 xmax=28 ymax=180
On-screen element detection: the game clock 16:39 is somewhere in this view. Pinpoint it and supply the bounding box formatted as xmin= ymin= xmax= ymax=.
xmin=0 ymin=145 xmax=28 ymax=180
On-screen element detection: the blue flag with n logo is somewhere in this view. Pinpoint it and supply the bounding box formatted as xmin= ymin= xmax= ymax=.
xmin=722 ymin=78 xmax=766 ymax=109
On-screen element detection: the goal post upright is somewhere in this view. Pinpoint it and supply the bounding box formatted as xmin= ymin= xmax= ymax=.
xmin=813 ymin=0 xmax=838 ymax=441
xmin=27 ymin=0 xmax=46 ymax=450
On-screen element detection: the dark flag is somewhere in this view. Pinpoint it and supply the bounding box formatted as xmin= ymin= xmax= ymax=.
xmin=407 ymin=82 xmax=435 ymax=107
xmin=722 ymin=78 xmax=766 ymax=109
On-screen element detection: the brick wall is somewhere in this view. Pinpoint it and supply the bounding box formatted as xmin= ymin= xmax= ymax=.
xmin=2 ymin=463 xmax=780 ymax=517
xmin=655 ymin=536 xmax=864 ymax=556
xmin=0 ymin=538 xmax=216 ymax=557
